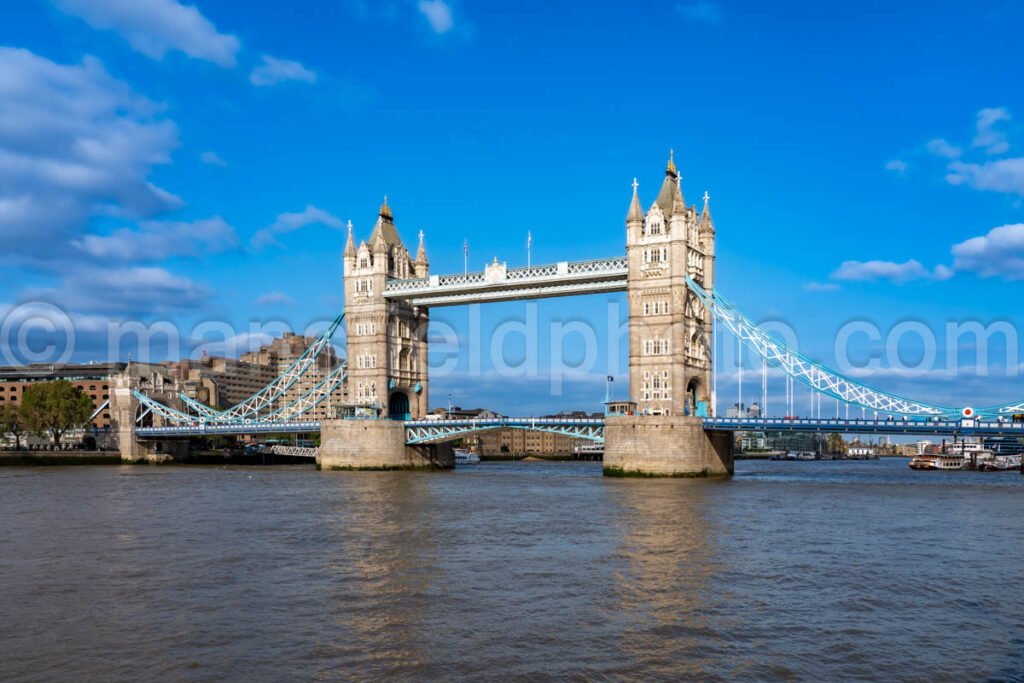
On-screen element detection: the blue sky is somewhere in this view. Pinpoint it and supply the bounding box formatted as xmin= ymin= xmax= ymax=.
xmin=1 ymin=0 xmax=1022 ymax=415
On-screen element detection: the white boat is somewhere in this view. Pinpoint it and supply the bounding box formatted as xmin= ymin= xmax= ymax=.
xmin=978 ymin=454 xmax=1022 ymax=472
xmin=454 ymin=448 xmax=480 ymax=465
xmin=909 ymin=454 xmax=965 ymax=470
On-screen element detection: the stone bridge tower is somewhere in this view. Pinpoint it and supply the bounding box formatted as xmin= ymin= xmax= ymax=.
xmin=605 ymin=152 xmax=731 ymax=477
xmin=625 ymin=152 xmax=715 ymax=417
xmin=342 ymin=198 xmax=430 ymax=419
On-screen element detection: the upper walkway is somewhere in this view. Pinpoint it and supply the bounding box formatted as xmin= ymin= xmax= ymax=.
xmin=383 ymin=256 xmax=627 ymax=307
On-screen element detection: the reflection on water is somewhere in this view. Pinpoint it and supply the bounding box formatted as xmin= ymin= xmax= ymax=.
xmin=606 ymin=479 xmax=724 ymax=678
xmin=1 ymin=460 xmax=1023 ymax=681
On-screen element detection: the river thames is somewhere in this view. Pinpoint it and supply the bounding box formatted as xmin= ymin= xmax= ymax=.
xmin=1 ymin=459 xmax=1022 ymax=681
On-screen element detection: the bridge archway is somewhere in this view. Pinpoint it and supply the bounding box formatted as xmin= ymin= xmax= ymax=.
xmin=686 ymin=377 xmax=702 ymax=416
xmin=388 ymin=391 xmax=411 ymax=420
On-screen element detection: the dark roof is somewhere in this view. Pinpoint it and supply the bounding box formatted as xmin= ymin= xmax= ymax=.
xmin=0 ymin=362 xmax=127 ymax=382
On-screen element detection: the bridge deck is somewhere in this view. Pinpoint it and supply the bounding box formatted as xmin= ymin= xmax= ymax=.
xmin=134 ymin=416 xmax=1024 ymax=439
xmin=703 ymin=416 xmax=1024 ymax=437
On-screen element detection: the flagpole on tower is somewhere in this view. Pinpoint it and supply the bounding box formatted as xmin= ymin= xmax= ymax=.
xmin=463 ymin=238 xmax=468 ymax=275
xmin=527 ymin=230 xmax=532 ymax=269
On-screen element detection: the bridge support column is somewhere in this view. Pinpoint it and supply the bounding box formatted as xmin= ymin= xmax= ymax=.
xmin=317 ymin=419 xmax=454 ymax=471
xmin=110 ymin=373 xmax=189 ymax=464
xmin=603 ymin=415 xmax=733 ymax=477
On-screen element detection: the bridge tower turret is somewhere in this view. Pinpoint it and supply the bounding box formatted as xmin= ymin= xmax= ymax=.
xmin=342 ymin=197 xmax=429 ymax=419
xmin=625 ymin=152 xmax=714 ymax=417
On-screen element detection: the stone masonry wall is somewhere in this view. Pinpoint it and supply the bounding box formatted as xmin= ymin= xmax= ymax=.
xmin=318 ymin=419 xmax=453 ymax=470
xmin=604 ymin=415 xmax=733 ymax=477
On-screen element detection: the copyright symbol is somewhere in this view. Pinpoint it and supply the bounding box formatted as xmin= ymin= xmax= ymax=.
xmin=0 ymin=302 xmax=75 ymax=366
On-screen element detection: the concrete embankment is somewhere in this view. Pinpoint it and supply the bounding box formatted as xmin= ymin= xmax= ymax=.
xmin=0 ymin=451 xmax=121 ymax=466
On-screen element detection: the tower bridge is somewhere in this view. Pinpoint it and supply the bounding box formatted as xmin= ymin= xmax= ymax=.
xmin=117 ymin=153 xmax=1024 ymax=474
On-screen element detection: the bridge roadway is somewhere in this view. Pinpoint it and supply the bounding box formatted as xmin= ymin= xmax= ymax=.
xmin=134 ymin=416 xmax=1024 ymax=440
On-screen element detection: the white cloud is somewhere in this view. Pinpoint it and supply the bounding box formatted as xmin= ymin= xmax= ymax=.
xmin=676 ymin=1 xmax=723 ymax=24
xmin=72 ymin=216 xmax=239 ymax=261
xmin=200 ymin=150 xmax=227 ymax=166
xmin=0 ymin=48 xmax=180 ymax=263
xmin=249 ymin=55 xmax=317 ymax=87
xmin=932 ymin=264 xmax=955 ymax=281
xmin=926 ymin=138 xmax=962 ymax=159
xmin=803 ymin=282 xmax=840 ymax=292
xmin=417 ymin=0 xmax=454 ymax=34
xmin=831 ymin=259 xmax=949 ymax=284
xmin=23 ymin=266 xmax=209 ymax=314
xmin=951 ymin=224 xmax=1024 ymax=280
xmin=945 ymin=158 xmax=1024 ymax=195
xmin=255 ymin=291 xmax=295 ymax=307
xmin=251 ymin=204 xmax=343 ymax=248
xmin=53 ymin=0 xmax=240 ymax=67
xmin=885 ymin=159 xmax=908 ymax=175
xmin=972 ymin=107 xmax=1010 ymax=155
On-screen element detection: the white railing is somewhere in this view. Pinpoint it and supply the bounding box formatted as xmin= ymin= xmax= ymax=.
xmin=385 ymin=256 xmax=627 ymax=295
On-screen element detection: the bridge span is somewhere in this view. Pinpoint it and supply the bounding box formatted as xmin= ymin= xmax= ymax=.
xmin=134 ymin=416 xmax=1024 ymax=441
xmin=115 ymin=154 xmax=1024 ymax=474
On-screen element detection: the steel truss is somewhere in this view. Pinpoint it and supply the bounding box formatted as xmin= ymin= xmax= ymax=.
xmin=89 ymin=399 xmax=109 ymax=423
xmin=976 ymin=400 xmax=1024 ymax=418
xmin=685 ymin=276 xmax=961 ymax=418
xmin=258 ymin=363 xmax=347 ymax=422
xmin=178 ymin=393 xmax=222 ymax=419
xmin=133 ymin=312 xmax=346 ymax=427
xmin=404 ymin=417 xmax=605 ymax=445
xmin=200 ymin=311 xmax=345 ymax=421
xmin=134 ymin=390 xmax=197 ymax=425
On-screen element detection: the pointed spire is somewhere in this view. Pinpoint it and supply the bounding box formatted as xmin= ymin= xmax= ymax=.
xmin=671 ymin=174 xmax=686 ymax=217
xmin=416 ymin=229 xmax=427 ymax=262
xmin=372 ymin=221 xmax=387 ymax=252
xmin=700 ymin=191 xmax=714 ymax=231
xmin=626 ymin=177 xmax=643 ymax=224
xmin=344 ymin=219 xmax=356 ymax=256
xmin=379 ymin=195 xmax=393 ymax=222
xmin=654 ymin=149 xmax=680 ymax=216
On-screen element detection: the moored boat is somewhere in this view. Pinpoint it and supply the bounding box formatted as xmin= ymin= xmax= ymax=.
xmin=454 ymin=448 xmax=480 ymax=465
xmin=978 ymin=454 xmax=1022 ymax=472
xmin=908 ymin=454 xmax=965 ymax=470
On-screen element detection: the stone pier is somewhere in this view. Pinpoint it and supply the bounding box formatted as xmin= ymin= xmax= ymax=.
xmin=317 ymin=419 xmax=454 ymax=471
xmin=119 ymin=435 xmax=189 ymax=464
xmin=603 ymin=415 xmax=733 ymax=477
xmin=110 ymin=376 xmax=189 ymax=464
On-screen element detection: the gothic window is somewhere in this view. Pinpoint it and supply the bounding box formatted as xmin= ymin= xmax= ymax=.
xmin=643 ymin=302 xmax=650 ymax=316
xmin=359 ymin=257 xmax=369 ymax=269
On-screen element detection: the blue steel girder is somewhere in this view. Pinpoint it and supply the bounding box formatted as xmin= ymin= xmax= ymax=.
xmin=977 ymin=400 xmax=1024 ymax=418
xmin=212 ymin=311 xmax=345 ymax=421
xmin=704 ymin=416 xmax=1024 ymax=437
xmin=404 ymin=418 xmax=606 ymax=445
xmin=133 ymin=390 xmax=197 ymax=425
xmin=257 ymin=363 xmax=348 ymax=422
xmin=685 ymin=276 xmax=961 ymax=418
xmin=178 ymin=393 xmax=222 ymax=418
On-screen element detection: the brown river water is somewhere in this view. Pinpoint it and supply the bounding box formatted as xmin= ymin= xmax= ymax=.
xmin=1 ymin=459 xmax=1022 ymax=681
